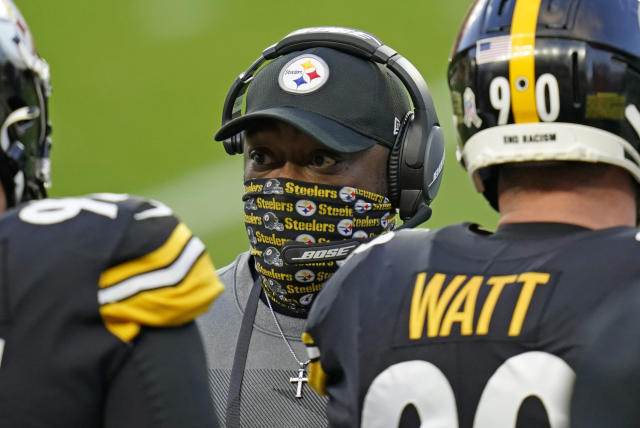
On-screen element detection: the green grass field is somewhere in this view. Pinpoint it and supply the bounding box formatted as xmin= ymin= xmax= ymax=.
xmin=20 ymin=0 xmax=498 ymax=267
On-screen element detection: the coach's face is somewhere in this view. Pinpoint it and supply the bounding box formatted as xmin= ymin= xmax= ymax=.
xmin=244 ymin=120 xmax=389 ymax=195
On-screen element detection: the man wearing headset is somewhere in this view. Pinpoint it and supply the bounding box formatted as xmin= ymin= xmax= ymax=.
xmin=303 ymin=0 xmax=640 ymax=426
xmin=0 ymin=2 xmax=223 ymax=427
xmin=196 ymin=27 xmax=444 ymax=427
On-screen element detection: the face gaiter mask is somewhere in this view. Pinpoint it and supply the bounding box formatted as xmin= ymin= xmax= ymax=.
xmin=244 ymin=177 xmax=395 ymax=317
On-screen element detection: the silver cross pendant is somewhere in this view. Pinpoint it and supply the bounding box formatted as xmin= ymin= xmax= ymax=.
xmin=289 ymin=364 xmax=309 ymax=398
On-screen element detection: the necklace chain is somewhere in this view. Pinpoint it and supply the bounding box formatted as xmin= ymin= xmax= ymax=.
xmin=264 ymin=290 xmax=310 ymax=368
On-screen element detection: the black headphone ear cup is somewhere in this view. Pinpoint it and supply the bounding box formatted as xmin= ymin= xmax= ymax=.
xmin=422 ymin=125 xmax=445 ymax=203
xmin=388 ymin=112 xmax=413 ymax=207
xmin=387 ymin=137 xmax=401 ymax=208
xmin=222 ymin=131 xmax=245 ymax=155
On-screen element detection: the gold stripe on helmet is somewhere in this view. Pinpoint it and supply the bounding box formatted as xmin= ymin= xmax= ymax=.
xmin=509 ymin=0 xmax=542 ymax=123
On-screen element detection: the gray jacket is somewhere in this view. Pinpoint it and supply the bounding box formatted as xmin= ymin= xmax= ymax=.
xmin=197 ymin=251 xmax=328 ymax=428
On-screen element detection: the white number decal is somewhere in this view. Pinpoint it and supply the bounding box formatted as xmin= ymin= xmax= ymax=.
xmin=361 ymin=361 xmax=458 ymax=428
xmin=19 ymin=197 xmax=119 ymax=225
xmin=88 ymin=193 xmax=129 ymax=202
xmin=361 ymin=351 xmax=575 ymax=428
xmin=474 ymin=352 xmax=574 ymax=427
xmin=489 ymin=74 xmax=561 ymax=123
xmin=490 ymin=76 xmax=511 ymax=125
xmin=134 ymin=199 xmax=173 ymax=220
xmin=535 ymin=74 xmax=561 ymax=122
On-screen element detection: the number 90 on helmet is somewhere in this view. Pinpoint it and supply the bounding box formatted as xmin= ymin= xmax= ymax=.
xmin=448 ymin=0 xmax=640 ymax=209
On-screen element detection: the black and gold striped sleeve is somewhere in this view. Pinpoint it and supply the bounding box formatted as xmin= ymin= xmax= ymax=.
xmin=98 ymin=221 xmax=224 ymax=342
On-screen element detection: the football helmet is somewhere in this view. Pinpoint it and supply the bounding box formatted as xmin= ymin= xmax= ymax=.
xmin=263 ymin=247 xmax=284 ymax=267
xmin=263 ymin=212 xmax=284 ymax=231
xmin=0 ymin=0 xmax=51 ymax=207
xmin=448 ymin=0 xmax=640 ymax=208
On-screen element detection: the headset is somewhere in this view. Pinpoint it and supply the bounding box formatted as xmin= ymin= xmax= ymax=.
xmin=220 ymin=26 xmax=445 ymax=224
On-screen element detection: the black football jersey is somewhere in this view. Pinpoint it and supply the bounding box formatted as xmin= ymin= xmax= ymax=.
xmin=0 ymin=194 xmax=224 ymax=428
xmin=570 ymin=278 xmax=640 ymax=428
xmin=304 ymin=222 xmax=640 ymax=428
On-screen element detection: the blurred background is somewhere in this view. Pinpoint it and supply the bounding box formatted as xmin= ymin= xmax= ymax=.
xmin=21 ymin=0 xmax=497 ymax=267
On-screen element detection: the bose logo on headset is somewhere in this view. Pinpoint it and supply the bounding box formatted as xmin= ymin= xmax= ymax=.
xmin=217 ymin=26 xmax=446 ymax=225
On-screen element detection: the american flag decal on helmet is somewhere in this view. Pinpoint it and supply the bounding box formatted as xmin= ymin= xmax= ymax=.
xmin=476 ymin=35 xmax=512 ymax=65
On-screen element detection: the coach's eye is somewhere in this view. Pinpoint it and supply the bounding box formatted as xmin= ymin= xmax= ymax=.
xmin=310 ymin=152 xmax=339 ymax=169
xmin=249 ymin=149 xmax=271 ymax=166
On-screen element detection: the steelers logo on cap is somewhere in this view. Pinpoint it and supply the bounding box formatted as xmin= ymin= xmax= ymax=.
xmin=278 ymin=54 xmax=329 ymax=94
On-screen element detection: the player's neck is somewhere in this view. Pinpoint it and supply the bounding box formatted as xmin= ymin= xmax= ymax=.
xmin=497 ymin=186 xmax=636 ymax=230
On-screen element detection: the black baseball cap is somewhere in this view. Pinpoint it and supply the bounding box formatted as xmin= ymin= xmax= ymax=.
xmin=215 ymin=47 xmax=411 ymax=153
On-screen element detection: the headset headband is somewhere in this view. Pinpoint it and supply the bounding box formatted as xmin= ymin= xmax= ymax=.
xmin=221 ymin=27 xmax=439 ymax=168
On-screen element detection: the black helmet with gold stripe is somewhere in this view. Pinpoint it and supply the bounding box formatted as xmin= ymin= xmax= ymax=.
xmin=448 ymin=0 xmax=640 ymax=208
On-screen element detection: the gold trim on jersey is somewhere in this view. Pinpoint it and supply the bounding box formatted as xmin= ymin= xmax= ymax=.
xmin=509 ymin=0 xmax=542 ymax=123
xmin=100 ymin=252 xmax=223 ymax=342
xmin=302 ymin=332 xmax=328 ymax=396
xmin=98 ymin=235 xmax=206 ymax=304
xmin=99 ymin=222 xmax=192 ymax=289
xmin=98 ymin=222 xmax=224 ymax=342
